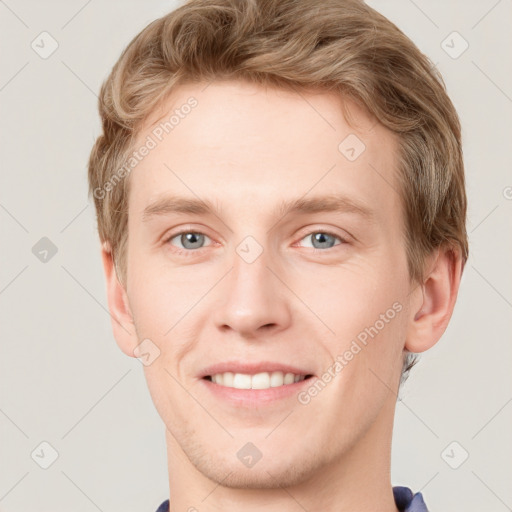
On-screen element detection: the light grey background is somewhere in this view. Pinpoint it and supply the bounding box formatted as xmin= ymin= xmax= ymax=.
xmin=1 ymin=1 xmax=511 ymax=511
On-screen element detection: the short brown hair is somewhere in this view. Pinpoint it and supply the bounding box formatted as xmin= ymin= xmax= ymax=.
xmin=88 ymin=0 xmax=468 ymax=384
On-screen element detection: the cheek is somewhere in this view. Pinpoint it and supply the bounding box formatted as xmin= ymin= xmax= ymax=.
xmin=126 ymin=243 xmax=187 ymax=330
xmin=307 ymin=258 xmax=406 ymax=335
xmin=312 ymin=286 xmax=406 ymax=437
xmin=308 ymin=253 xmax=408 ymax=390
xmin=126 ymin=253 xmax=208 ymax=370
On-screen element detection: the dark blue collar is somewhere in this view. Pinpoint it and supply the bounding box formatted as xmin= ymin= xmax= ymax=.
xmin=155 ymin=486 xmax=428 ymax=511
xmin=393 ymin=486 xmax=428 ymax=511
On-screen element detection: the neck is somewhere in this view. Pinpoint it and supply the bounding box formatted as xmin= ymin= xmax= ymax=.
xmin=165 ymin=393 xmax=399 ymax=512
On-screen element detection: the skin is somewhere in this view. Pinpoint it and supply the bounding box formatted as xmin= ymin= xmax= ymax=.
xmin=101 ymin=80 xmax=463 ymax=511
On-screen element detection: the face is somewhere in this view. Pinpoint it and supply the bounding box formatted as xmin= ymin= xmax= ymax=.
xmin=120 ymin=80 xmax=415 ymax=488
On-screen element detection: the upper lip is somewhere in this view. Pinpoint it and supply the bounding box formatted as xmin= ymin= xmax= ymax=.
xmin=199 ymin=361 xmax=315 ymax=378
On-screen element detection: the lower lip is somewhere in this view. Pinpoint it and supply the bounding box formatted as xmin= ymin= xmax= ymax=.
xmin=200 ymin=376 xmax=315 ymax=406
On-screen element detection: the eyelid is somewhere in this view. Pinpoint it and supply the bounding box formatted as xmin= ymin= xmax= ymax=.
xmin=293 ymin=232 xmax=349 ymax=253
xmin=162 ymin=223 xmax=212 ymax=240
xmin=164 ymin=227 xmax=214 ymax=251
xmin=293 ymin=225 xmax=352 ymax=245
xmin=163 ymin=225 xmax=351 ymax=257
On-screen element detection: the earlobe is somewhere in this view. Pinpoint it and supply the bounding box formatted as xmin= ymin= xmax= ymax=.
xmin=405 ymin=246 xmax=463 ymax=353
xmin=101 ymin=242 xmax=139 ymax=358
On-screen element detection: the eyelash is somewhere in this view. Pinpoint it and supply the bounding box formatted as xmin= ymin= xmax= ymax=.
xmin=164 ymin=228 xmax=348 ymax=257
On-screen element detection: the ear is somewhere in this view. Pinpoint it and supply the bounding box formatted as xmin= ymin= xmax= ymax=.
xmin=101 ymin=242 xmax=139 ymax=358
xmin=405 ymin=246 xmax=463 ymax=353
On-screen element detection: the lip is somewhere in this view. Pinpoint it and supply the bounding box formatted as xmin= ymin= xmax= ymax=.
xmin=200 ymin=374 xmax=315 ymax=406
xmin=198 ymin=360 xmax=315 ymax=379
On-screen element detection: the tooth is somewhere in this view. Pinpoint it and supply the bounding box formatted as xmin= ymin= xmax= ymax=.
xmin=233 ymin=373 xmax=252 ymax=389
xmin=222 ymin=372 xmax=234 ymax=387
xmin=210 ymin=371 xmax=305 ymax=389
xmin=269 ymin=371 xmax=284 ymax=387
xmin=284 ymin=372 xmax=295 ymax=385
xmin=251 ymin=372 xmax=270 ymax=389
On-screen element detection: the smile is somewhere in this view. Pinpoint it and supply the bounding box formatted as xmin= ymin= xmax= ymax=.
xmin=204 ymin=371 xmax=313 ymax=390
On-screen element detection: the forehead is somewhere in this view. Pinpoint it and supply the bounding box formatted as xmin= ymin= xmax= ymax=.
xmin=128 ymin=80 xmax=401 ymax=225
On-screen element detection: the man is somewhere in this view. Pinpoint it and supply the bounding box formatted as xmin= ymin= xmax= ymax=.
xmin=88 ymin=0 xmax=468 ymax=510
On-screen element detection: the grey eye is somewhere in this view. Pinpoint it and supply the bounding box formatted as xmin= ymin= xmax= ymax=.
xmin=301 ymin=232 xmax=342 ymax=250
xmin=170 ymin=232 xmax=210 ymax=250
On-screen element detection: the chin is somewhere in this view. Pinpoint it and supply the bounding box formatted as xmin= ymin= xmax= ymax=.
xmin=189 ymin=445 xmax=325 ymax=490
xmin=207 ymin=463 xmax=314 ymax=489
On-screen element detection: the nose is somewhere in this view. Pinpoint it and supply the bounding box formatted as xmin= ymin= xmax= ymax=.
xmin=212 ymin=244 xmax=292 ymax=338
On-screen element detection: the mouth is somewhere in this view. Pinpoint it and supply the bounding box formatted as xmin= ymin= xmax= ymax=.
xmin=202 ymin=371 xmax=314 ymax=390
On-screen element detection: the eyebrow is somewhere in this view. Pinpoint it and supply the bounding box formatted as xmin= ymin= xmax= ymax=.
xmin=142 ymin=193 xmax=375 ymax=223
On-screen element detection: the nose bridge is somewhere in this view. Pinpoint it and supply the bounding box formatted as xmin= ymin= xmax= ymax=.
xmin=213 ymin=235 xmax=291 ymax=335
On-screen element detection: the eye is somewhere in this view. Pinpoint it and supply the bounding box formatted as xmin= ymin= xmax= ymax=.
xmin=297 ymin=230 xmax=346 ymax=250
xmin=166 ymin=231 xmax=212 ymax=253
xmin=164 ymin=228 xmax=347 ymax=256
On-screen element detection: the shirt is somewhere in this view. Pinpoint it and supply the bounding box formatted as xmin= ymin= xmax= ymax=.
xmin=154 ymin=486 xmax=428 ymax=511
